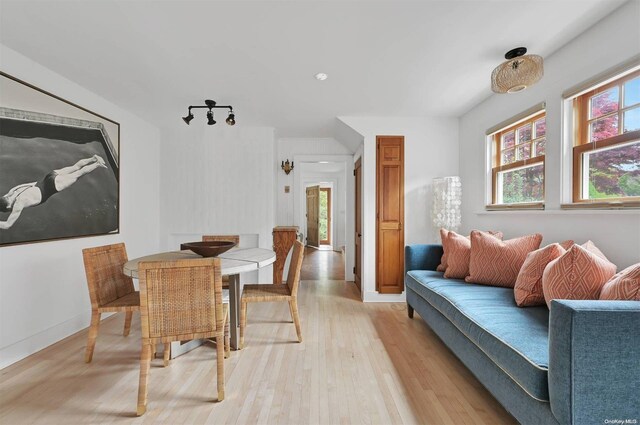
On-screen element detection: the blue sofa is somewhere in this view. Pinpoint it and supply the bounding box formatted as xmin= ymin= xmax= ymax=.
xmin=405 ymin=244 xmax=640 ymax=425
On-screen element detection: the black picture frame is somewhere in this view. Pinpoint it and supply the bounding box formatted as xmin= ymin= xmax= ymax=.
xmin=0 ymin=71 xmax=120 ymax=247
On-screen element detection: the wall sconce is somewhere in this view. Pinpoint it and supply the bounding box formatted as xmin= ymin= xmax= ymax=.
xmin=281 ymin=159 xmax=294 ymax=175
xmin=182 ymin=99 xmax=236 ymax=126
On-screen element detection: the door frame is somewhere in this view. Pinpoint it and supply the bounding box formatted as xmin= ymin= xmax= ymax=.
xmin=354 ymin=157 xmax=362 ymax=293
xmin=292 ymin=155 xmax=356 ymax=281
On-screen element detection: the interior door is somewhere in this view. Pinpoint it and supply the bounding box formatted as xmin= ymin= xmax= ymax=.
xmin=376 ymin=136 xmax=404 ymax=294
xmin=306 ymin=185 xmax=320 ymax=247
xmin=354 ymin=158 xmax=362 ymax=292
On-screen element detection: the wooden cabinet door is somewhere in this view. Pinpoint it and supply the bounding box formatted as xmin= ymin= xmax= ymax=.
xmin=354 ymin=158 xmax=362 ymax=292
xmin=376 ymin=136 xmax=404 ymax=294
xmin=306 ymin=186 xmax=320 ymax=247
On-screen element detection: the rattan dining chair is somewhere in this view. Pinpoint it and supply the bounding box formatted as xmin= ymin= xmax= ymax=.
xmin=136 ymin=258 xmax=228 ymax=416
xmin=82 ymin=243 xmax=140 ymax=363
xmin=201 ymin=235 xmax=239 ymax=287
xmin=239 ymin=240 xmax=304 ymax=348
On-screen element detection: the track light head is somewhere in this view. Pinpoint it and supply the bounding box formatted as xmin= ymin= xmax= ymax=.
xmin=226 ymin=112 xmax=236 ymax=126
xmin=182 ymin=112 xmax=194 ymax=125
xmin=207 ymin=110 xmax=216 ymax=125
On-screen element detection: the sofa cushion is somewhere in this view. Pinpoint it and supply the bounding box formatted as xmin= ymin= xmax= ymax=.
xmin=515 ymin=243 xmax=566 ymax=307
xmin=600 ymin=263 xmax=640 ymax=301
xmin=406 ymin=270 xmax=550 ymax=402
xmin=542 ymin=242 xmax=616 ymax=308
xmin=466 ymin=231 xmax=543 ymax=288
xmin=437 ymin=229 xmax=503 ymax=272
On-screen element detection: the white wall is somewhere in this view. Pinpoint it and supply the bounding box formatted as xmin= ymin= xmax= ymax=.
xmin=459 ymin=1 xmax=640 ymax=269
xmin=0 ymin=45 xmax=161 ymax=369
xmin=338 ymin=117 xmax=459 ymax=301
xmin=160 ymin=125 xmax=276 ymax=283
xmin=276 ymin=138 xmax=352 ymax=224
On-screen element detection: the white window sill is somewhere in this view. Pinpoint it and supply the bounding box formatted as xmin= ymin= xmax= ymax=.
xmin=476 ymin=209 xmax=640 ymax=215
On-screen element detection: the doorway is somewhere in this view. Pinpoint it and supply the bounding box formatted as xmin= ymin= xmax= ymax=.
xmin=305 ymin=183 xmax=333 ymax=249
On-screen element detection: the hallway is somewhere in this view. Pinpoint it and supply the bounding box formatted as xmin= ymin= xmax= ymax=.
xmin=300 ymin=246 xmax=345 ymax=281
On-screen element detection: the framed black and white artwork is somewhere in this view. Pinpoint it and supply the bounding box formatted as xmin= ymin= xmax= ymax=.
xmin=0 ymin=71 xmax=120 ymax=247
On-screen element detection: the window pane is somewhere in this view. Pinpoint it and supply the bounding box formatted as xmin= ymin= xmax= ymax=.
xmin=517 ymin=123 xmax=532 ymax=143
xmin=534 ymin=118 xmax=546 ymax=138
xmin=623 ymin=107 xmax=640 ymax=133
xmin=590 ymin=114 xmax=619 ymax=142
xmin=502 ymin=131 xmax=515 ymax=149
xmin=498 ymin=164 xmax=544 ymax=204
xmin=502 ymin=148 xmax=516 ymax=165
xmin=584 ymin=140 xmax=640 ymax=199
xmin=590 ymin=87 xmax=619 ymax=119
xmin=516 ymin=143 xmax=531 ymax=160
xmin=534 ymin=138 xmax=545 ymax=157
xmin=623 ymin=76 xmax=640 ymax=107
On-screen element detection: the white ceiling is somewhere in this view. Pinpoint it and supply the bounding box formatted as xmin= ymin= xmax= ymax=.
xmin=0 ymin=0 xmax=625 ymax=137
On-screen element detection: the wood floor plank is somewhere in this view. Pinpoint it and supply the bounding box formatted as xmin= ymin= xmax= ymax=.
xmin=0 ymin=275 xmax=515 ymax=425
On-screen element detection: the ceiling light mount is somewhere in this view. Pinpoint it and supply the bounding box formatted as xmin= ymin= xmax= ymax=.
xmin=182 ymin=99 xmax=236 ymax=126
xmin=314 ymin=72 xmax=328 ymax=81
xmin=491 ymin=47 xmax=543 ymax=94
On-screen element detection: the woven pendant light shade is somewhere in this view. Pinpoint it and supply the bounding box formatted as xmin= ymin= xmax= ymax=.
xmin=491 ymin=48 xmax=543 ymax=94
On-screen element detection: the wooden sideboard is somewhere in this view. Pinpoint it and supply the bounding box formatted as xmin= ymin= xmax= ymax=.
xmin=272 ymin=226 xmax=300 ymax=284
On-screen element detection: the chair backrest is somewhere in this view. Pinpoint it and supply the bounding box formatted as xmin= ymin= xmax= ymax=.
xmin=82 ymin=243 xmax=135 ymax=309
xmin=202 ymin=235 xmax=240 ymax=246
xmin=285 ymin=241 xmax=305 ymax=297
xmin=137 ymin=258 xmax=224 ymax=343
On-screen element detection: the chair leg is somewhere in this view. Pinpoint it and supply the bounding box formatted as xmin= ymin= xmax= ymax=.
xmin=151 ymin=343 xmax=157 ymax=359
xmin=137 ymin=342 xmax=152 ymax=416
xmin=288 ymin=299 xmax=295 ymax=323
xmin=163 ymin=343 xmax=171 ymax=367
xmin=240 ymin=300 xmax=247 ymax=349
xmin=224 ymin=313 xmax=230 ymax=359
xmin=216 ymin=335 xmax=225 ymax=401
xmin=84 ymin=311 xmax=101 ymax=363
xmin=289 ymin=299 xmax=302 ymax=343
xmin=123 ymin=311 xmax=133 ymax=336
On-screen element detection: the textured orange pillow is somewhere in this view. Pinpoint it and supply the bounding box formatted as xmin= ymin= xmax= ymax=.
xmin=542 ymin=243 xmax=617 ymax=308
xmin=437 ymin=229 xmax=503 ymax=273
xmin=559 ymin=240 xmax=575 ymax=250
xmin=465 ymin=232 xmax=543 ymax=287
xmin=436 ymin=228 xmax=450 ymax=272
xmin=514 ymin=243 xmax=566 ymax=307
xmin=600 ymin=263 xmax=640 ymax=301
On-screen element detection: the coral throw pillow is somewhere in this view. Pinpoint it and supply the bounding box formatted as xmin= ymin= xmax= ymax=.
xmin=514 ymin=243 xmax=566 ymax=307
xmin=437 ymin=229 xmax=503 ymax=273
xmin=436 ymin=228 xmax=450 ymax=272
xmin=465 ymin=232 xmax=543 ymax=287
xmin=559 ymin=240 xmax=575 ymax=250
xmin=600 ymin=263 xmax=640 ymax=301
xmin=542 ymin=243 xmax=617 ymax=308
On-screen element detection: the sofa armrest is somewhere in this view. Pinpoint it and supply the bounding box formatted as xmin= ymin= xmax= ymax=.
xmin=548 ymin=300 xmax=640 ymax=425
xmin=404 ymin=244 xmax=443 ymax=273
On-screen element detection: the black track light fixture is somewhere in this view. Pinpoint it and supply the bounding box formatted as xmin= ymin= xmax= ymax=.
xmin=182 ymin=111 xmax=194 ymax=125
xmin=181 ymin=99 xmax=236 ymax=126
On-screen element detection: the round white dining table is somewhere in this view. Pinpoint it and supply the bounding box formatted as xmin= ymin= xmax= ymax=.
xmin=123 ymin=247 xmax=276 ymax=354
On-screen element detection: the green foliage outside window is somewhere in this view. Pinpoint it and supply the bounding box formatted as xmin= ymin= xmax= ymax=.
xmin=319 ymin=190 xmax=328 ymax=242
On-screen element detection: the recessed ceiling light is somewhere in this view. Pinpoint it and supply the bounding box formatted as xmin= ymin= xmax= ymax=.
xmin=314 ymin=73 xmax=328 ymax=81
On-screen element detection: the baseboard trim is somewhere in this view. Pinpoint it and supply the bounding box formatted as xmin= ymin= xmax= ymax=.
xmin=363 ymin=291 xmax=406 ymax=303
xmin=0 ymin=311 xmax=112 ymax=370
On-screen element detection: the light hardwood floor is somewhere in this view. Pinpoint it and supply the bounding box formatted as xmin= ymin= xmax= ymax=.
xmin=0 ymin=279 xmax=515 ymax=424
